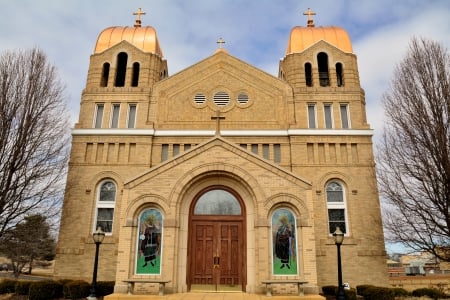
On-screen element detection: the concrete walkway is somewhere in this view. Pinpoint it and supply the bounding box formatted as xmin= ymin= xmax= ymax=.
xmin=105 ymin=292 xmax=325 ymax=300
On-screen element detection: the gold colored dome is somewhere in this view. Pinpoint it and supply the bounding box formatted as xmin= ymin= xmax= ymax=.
xmin=286 ymin=26 xmax=353 ymax=55
xmin=94 ymin=26 xmax=163 ymax=56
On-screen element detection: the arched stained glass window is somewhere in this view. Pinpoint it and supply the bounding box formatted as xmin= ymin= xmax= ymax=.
xmin=136 ymin=208 xmax=163 ymax=275
xmin=194 ymin=189 xmax=241 ymax=215
xmin=271 ymin=208 xmax=298 ymax=275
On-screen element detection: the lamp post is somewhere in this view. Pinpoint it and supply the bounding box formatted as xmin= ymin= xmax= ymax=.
xmin=88 ymin=226 xmax=105 ymax=300
xmin=333 ymin=226 xmax=345 ymax=300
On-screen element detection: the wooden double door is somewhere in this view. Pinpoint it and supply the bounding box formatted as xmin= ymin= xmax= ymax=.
xmin=188 ymin=218 xmax=245 ymax=292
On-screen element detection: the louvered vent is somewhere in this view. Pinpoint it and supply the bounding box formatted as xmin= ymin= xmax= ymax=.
xmin=213 ymin=91 xmax=230 ymax=106
xmin=237 ymin=93 xmax=249 ymax=104
xmin=194 ymin=93 xmax=207 ymax=104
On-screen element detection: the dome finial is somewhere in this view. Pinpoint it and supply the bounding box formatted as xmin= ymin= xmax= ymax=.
xmin=303 ymin=8 xmax=316 ymax=27
xmin=133 ymin=8 xmax=146 ymax=28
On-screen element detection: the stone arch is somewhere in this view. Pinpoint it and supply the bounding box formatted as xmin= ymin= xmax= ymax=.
xmin=167 ymin=162 xmax=265 ymax=293
xmin=125 ymin=194 xmax=170 ymax=226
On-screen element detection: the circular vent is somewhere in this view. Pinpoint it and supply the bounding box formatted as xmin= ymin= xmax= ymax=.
xmin=213 ymin=91 xmax=230 ymax=106
xmin=237 ymin=93 xmax=249 ymax=105
xmin=194 ymin=93 xmax=206 ymax=104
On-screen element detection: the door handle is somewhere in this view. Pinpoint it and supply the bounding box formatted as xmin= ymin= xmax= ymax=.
xmin=213 ymin=256 xmax=220 ymax=268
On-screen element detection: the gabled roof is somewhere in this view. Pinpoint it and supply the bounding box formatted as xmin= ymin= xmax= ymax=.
xmin=125 ymin=136 xmax=311 ymax=189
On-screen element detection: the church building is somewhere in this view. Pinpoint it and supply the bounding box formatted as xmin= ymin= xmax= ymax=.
xmin=54 ymin=8 xmax=388 ymax=297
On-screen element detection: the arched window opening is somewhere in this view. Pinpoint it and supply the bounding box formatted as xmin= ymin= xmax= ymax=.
xmin=326 ymin=181 xmax=347 ymax=234
xmin=305 ymin=63 xmax=313 ymax=87
xmin=100 ymin=63 xmax=110 ymax=87
xmin=317 ymin=52 xmax=330 ymax=87
xmin=336 ymin=63 xmax=344 ymax=87
xmin=132 ymin=62 xmax=140 ymax=87
xmin=136 ymin=208 xmax=163 ymax=274
xmin=115 ymin=52 xmax=128 ymax=87
xmin=95 ymin=181 xmax=116 ymax=234
xmin=271 ymin=208 xmax=298 ymax=275
xmin=194 ymin=189 xmax=241 ymax=215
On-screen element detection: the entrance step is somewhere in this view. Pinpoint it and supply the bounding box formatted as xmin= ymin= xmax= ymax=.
xmin=105 ymin=292 xmax=325 ymax=300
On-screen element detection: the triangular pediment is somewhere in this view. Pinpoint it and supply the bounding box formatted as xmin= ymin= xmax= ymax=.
xmin=125 ymin=136 xmax=311 ymax=190
xmin=149 ymin=51 xmax=295 ymax=130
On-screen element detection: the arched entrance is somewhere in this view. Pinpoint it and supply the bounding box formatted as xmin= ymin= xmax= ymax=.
xmin=187 ymin=185 xmax=246 ymax=292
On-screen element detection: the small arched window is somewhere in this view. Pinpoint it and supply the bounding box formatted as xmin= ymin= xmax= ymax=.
xmin=100 ymin=63 xmax=110 ymax=87
xmin=132 ymin=62 xmax=140 ymax=87
xmin=305 ymin=63 xmax=312 ymax=87
xmin=326 ymin=181 xmax=347 ymax=234
xmin=271 ymin=208 xmax=298 ymax=275
xmin=317 ymin=52 xmax=330 ymax=87
xmin=95 ymin=181 xmax=116 ymax=233
xmin=336 ymin=63 xmax=344 ymax=87
xmin=115 ymin=52 xmax=128 ymax=87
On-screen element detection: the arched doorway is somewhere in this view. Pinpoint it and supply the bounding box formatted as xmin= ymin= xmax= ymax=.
xmin=187 ymin=186 xmax=246 ymax=292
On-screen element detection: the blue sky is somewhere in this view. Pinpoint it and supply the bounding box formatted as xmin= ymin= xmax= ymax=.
xmin=1 ymin=0 xmax=449 ymax=253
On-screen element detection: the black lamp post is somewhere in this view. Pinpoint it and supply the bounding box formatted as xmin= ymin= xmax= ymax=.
xmin=333 ymin=226 xmax=345 ymax=300
xmin=88 ymin=226 xmax=105 ymax=300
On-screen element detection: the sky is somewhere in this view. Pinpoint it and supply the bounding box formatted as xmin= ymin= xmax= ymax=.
xmin=1 ymin=0 xmax=449 ymax=253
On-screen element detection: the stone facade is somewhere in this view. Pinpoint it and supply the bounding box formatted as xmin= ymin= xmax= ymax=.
xmin=54 ymin=17 xmax=388 ymax=296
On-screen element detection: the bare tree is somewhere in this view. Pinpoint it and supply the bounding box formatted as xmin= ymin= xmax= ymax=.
xmin=0 ymin=48 xmax=70 ymax=238
xmin=377 ymin=37 xmax=450 ymax=260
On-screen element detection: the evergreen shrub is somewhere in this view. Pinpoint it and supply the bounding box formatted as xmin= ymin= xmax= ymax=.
xmin=64 ymin=280 xmax=90 ymax=300
xmin=15 ymin=280 xmax=33 ymax=295
xmin=96 ymin=281 xmax=115 ymax=296
xmin=29 ymin=280 xmax=63 ymax=300
xmin=0 ymin=279 xmax=17 ymax=294
xmin=412 ymin=287 xmax=444 ymax=300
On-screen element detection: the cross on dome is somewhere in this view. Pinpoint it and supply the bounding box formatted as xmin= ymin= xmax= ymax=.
xmin=303 ymin=8 xmax=316 ymax=27
xmin=133 ymin=8 xmax=146 ymax=27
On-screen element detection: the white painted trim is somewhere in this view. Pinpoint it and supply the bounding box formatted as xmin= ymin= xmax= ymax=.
xmin=72 ymin=128 xmax=374 ymax=137
xmin=72 ymin=129 xmax=155 ymax=135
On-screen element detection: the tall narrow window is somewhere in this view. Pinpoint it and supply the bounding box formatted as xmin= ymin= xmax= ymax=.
xmin=127 ymin=104 xmax=137 ymax=128
xmin=173 ymin=144 xmax=180 ymax=156
xmin=307 ymin=104 xmax=317 ymax=129
xmin=336 ymin=63 xmax=344 ymax=87
xmin=262 ymin=144 xmax=269 ymax=159
xmin=251 ymin=144 xmax=258 ymax=154
xmin=326 ymin=181 xmax=347 ymax=234
xmin=161 ymin=144 xmax=169 ymax=161
xmin=95 ymin=181 xmax=116 ymax=234
xmin=101 ymin=63 xmax=110 ymax=87
xmin=340 ymin=104 xmax=350 ymax=129
xmin=132 ymin=62 xmax=140 ymax=87
xmin=94 ymin=104 xmax=104 ymax=128
xmin=274 ymin=144 xmax=281 ymax=163
xmin=115 ymin=52 xmax=128 ymax=87
xmin=110 ymin=104 xmax=120 ymax=128
xmin=271 ymin=208 xmax=298 ymax=275
xmin=317 ymin=52 xmax=329 ymax=87
xmin=136 ymin=208 xmax=163 ymax=274
xmin=305 ymin=63 xmax=312 ymax=87
xmin=324 ymin=104 xmax=333 ymax=129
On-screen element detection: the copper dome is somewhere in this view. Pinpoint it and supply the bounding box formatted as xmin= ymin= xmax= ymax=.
xmin=286 ymin=26 xmax=353 ymax=55
xmin=94 ymin=26 xmax=163 ymax=56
